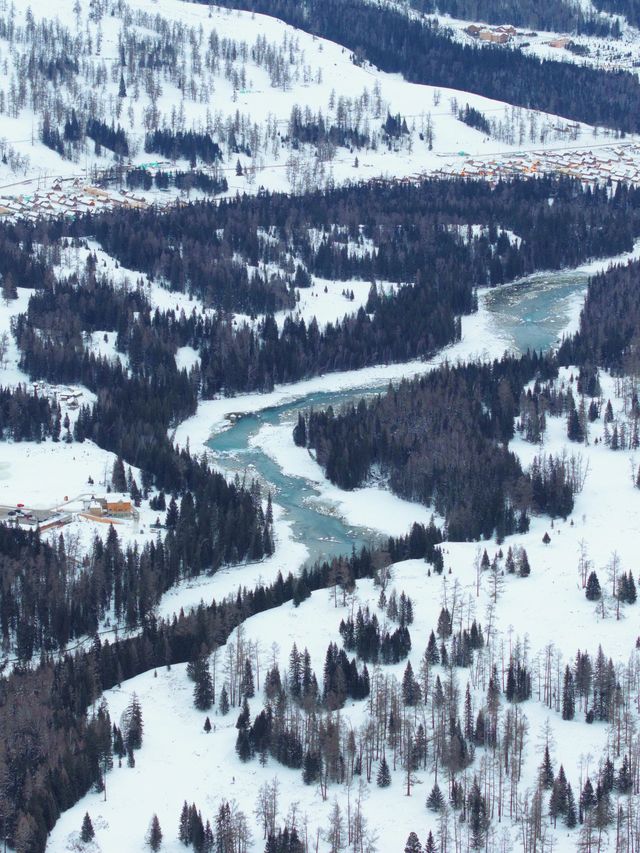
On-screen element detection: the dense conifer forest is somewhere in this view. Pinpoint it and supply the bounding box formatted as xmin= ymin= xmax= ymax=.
xmin=5 ymin=177 xmax=637 ymax=397
xmin=558 ymin=259 xmax=640 ymax=374
xmin=295 ymin=352 xmax=583 ymax=540
xmin=592 ymin=0 xmax=640 ymax=28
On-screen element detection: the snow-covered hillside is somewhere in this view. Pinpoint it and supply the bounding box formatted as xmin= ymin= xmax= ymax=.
xmin=0 ymin=0 xmax=636 ymax=219
xmin=45 ymin=361 xmax=640 ymax=851
xmin=41 ymin=240 xmax=640 ymax=852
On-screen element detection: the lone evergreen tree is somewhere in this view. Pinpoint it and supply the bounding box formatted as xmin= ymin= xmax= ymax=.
xmin=81 ymin=813 xmax=95 ymax=842
xmin=426 ymin=781 xmax=445 ymax=812
xmin=586 ymin=571 xmax=602 ymax=601
xmin=148 ymin=814 xmax=162 ymax=850
xmin=376 ymin=754 xmax=391 ymax=787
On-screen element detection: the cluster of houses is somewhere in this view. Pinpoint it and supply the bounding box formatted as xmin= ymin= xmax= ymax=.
xmin=465 ymin=24 xmax=517 ymax=45
xmin=0 ymin=177 xmax=148 ymax=223
xmin=433 ymin=143 xmax=640 ymax=186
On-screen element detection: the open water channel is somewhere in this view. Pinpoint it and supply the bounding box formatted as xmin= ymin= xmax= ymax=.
xmin=208 ymin=267 xmax=593 ymax=568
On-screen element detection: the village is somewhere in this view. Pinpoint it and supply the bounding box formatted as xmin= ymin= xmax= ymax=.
xmin=0 ymin=175 xmax=150 ymax=223
xmin=431 ymin=140 xmax=640 ymax=185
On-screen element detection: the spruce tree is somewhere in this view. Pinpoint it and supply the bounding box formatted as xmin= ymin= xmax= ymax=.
xmin=241 ymin=658 xmax=255 ymax=698
xmin=586 ymin=571 xmax=602 ymax=601
xmin=616 ymin=755 xmax=633 ymax=794
xmin=402 ymin=661 xmax=421 ymax=706
xmin=376 ymin=754 xmax=391 ymax=787
xmin=219 ymin=684 xmax=230 ymax=715
xmin=203 ymin=716 xmax=212 ymax=734
xmin=468 ymin=778 xmax=489 ymax=849
xmin=539 ymin=744 xmax=554 ymax=789
xmin=193 ymin=658 xmax=214 ymax=711
xmin=426 ymin=630 xmax=439 ymax=664
xmin=111 ymin=456 xmax=127 ymax=492
xmin=179 ymin=802 xmax=190 ymax=844
xmin=81 ymin=813 xmax=95 ymax=843
xmin=562 ymin=666 xmax=575 ymax=720
xmin=148 ymin=814 xmax=162 ymax=851
xmin=426 ymin=782 xmax=445 ymax=812
xmin=565 ymin=784 xmax=577 ymax=828
xmin=424 ymin=832 xmax=437 ymax=853
xmin=580 ymin=777 xmax=597 ymax=817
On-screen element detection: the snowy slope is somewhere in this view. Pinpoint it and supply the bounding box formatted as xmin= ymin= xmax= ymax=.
xmin=0 ymin=0 xmax=634 ymax=217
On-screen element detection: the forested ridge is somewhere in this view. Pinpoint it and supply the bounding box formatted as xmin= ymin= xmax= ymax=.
xmin=207 ymin=0 xmax=640 ymax=132
xmin=8 ymin=176 xmax=638 ymax=397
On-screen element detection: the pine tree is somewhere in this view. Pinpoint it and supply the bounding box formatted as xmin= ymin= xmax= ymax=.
xmin=165 ymin=496 xmax=179 ymax=529
xmin=179 ymin=801 xmax=190 ymax=844
xmin=549 ymin=768 xmax=569 ymax=827
xmin=193 ymin=657 xmax=214 ymax=710
xmin=148 ymin=814 xmax=162 ymax=850
xmin=505 ymin=547 xmax=516 ymax=573
xmin=112 ymin=456 xmax=127 ymax=492
xmin=219 ymin=684 xmax=230 ymax=715
xmin=468 ymin=778 xmax=489 ymax=849
xmin=580 ymin=777 xmax=597 ymax=817
xmin=426 ymin=630 xmax=439 ymax=664
xmin=426 ymin=782 xmax=445 ymax=812
xmin=81 ymin=812 xmax=95 ymax=842
xmin=518 ymin=549 xmax=531 ymax=577
xmin=539 ymin=744 xmax=554 ymax=789
xmin=567 ymin=403 xmax=584 ymax=442
xmin=562 ymin=666 xmax=575 ymax=720
xmin=565 ymin=784 xmax=577 ymax=828
xmin=601 ymin=757 xmax=615 ymax=794
xmin=424 ymin=832 xmax=437 ymax=853
xmin=235 ymin=696 xmax=252 ymax=762
xmin=586 ymin=571 xmax=602 ymax=601
xmin=377 ymin=754 xmax=391 ymax=787
xmin=241 ymin=658 xmax=255 ymax=698
xmin=204 ymin=716 xmax=212 ymax=734
xmin=616 ymin=755 xmax=633 ymax=793
xmin=402 ymin=661 xmax=421 ymax=706
xmin=123 ymin=693 xmax=144 ymax=751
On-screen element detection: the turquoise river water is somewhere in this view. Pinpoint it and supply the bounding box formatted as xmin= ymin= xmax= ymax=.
xmin=208 ymin=267 xmax=592 ymax=567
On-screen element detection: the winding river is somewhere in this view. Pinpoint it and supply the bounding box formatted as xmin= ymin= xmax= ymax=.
xmin=208 ymin=266 xmax=595 ymax=568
